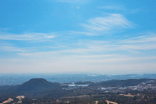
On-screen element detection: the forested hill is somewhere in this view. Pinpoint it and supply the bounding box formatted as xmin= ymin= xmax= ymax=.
xmin=0 ymin=78 xmax=66 ymax=100
xmin=18 ymin=78 xmax=61 ymax=91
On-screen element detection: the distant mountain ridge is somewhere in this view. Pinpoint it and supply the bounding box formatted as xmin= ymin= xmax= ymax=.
xmin=1 ymin=74 xmax=156 ymax=86
xmin=91 ymin=79 xmax=151 ymax=87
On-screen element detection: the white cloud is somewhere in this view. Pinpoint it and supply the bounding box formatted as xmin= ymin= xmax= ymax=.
xmin=0 ymin=32 xmax=55 ymax=41
xmin=85 ymin=33 xmax=156 ymax=52
xmin=119 ymin=44 xmax=156 ymax=50
xmin=0 ymin=42 xmax=26 ymax=52
xmin=1 ymin=33 xmax=156 ymax=74
xmin=0 ymin=46 xmax=24 ymax=52
xmin=117 ymin=33 xmax=156 ymax=51
xmin=1 ymin=32 xmax=154 ymax=57
xmin=1 ymin=54 xmax=156 ymax=74
xmin=121 ymin=33 xmax=156 ymax=43
xmin=15 ymin=33 xmax=156 ymax=58
xmin=80 ymin=14 xmax=132 ymax=36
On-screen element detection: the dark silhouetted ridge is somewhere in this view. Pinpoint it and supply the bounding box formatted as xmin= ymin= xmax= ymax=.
xmin=0 ymin=78 xmax=66 ymax=99
xmin=91 ymin=78 xmax=151 ymax=87
xmin=16 ymin=78 xmax=61 ymax=97
xmin=21 ymin=78 xmax=55 ymax=88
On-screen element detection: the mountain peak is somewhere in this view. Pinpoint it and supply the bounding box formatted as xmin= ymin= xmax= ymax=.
xmin=17 ymin=78 xmax=61 ymax=97
xmin=27 ymin=78 xmax=47 ymax=82
xmin=21 ymin=78 xmax=54 ymax=87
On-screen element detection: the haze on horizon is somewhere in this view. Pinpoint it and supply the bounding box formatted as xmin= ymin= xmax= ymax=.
xmin=0 ymin=0 xmax=156 ymax=74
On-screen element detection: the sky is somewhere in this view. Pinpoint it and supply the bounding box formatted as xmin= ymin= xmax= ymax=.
xmin=0 ymin=0 xmax=156 ymax=74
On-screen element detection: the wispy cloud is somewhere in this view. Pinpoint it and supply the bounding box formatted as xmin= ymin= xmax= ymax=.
xmin=116 ymin=33 xmax=156 ymax=51
xmin=74 ymin=33 xmax=156 ymax=53
xmin=0 ymin=46 xmax=24 ymax=52
xmin=0 ymin=32 xmax=55 ymax=41
xmin=2 ymin=32 xmax=155 ymax=56
xmin=2 ymin=33 xmax=156 ymax=74
xmin=121 ymin=33 xmax=156 ymax=43
xmin=79 ymin=14 xmax=133 ymax=36
xmin=3 ymin=53 xmax=155 ymax=74
xmin=0 ymin=42 xmax=24 ymax=52
xmin=83 ymin=14 xmax=132 ymax=31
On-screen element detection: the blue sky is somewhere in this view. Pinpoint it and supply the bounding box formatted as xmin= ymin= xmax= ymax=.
xmin=0 ymin=0 xmax=156 ymax=74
